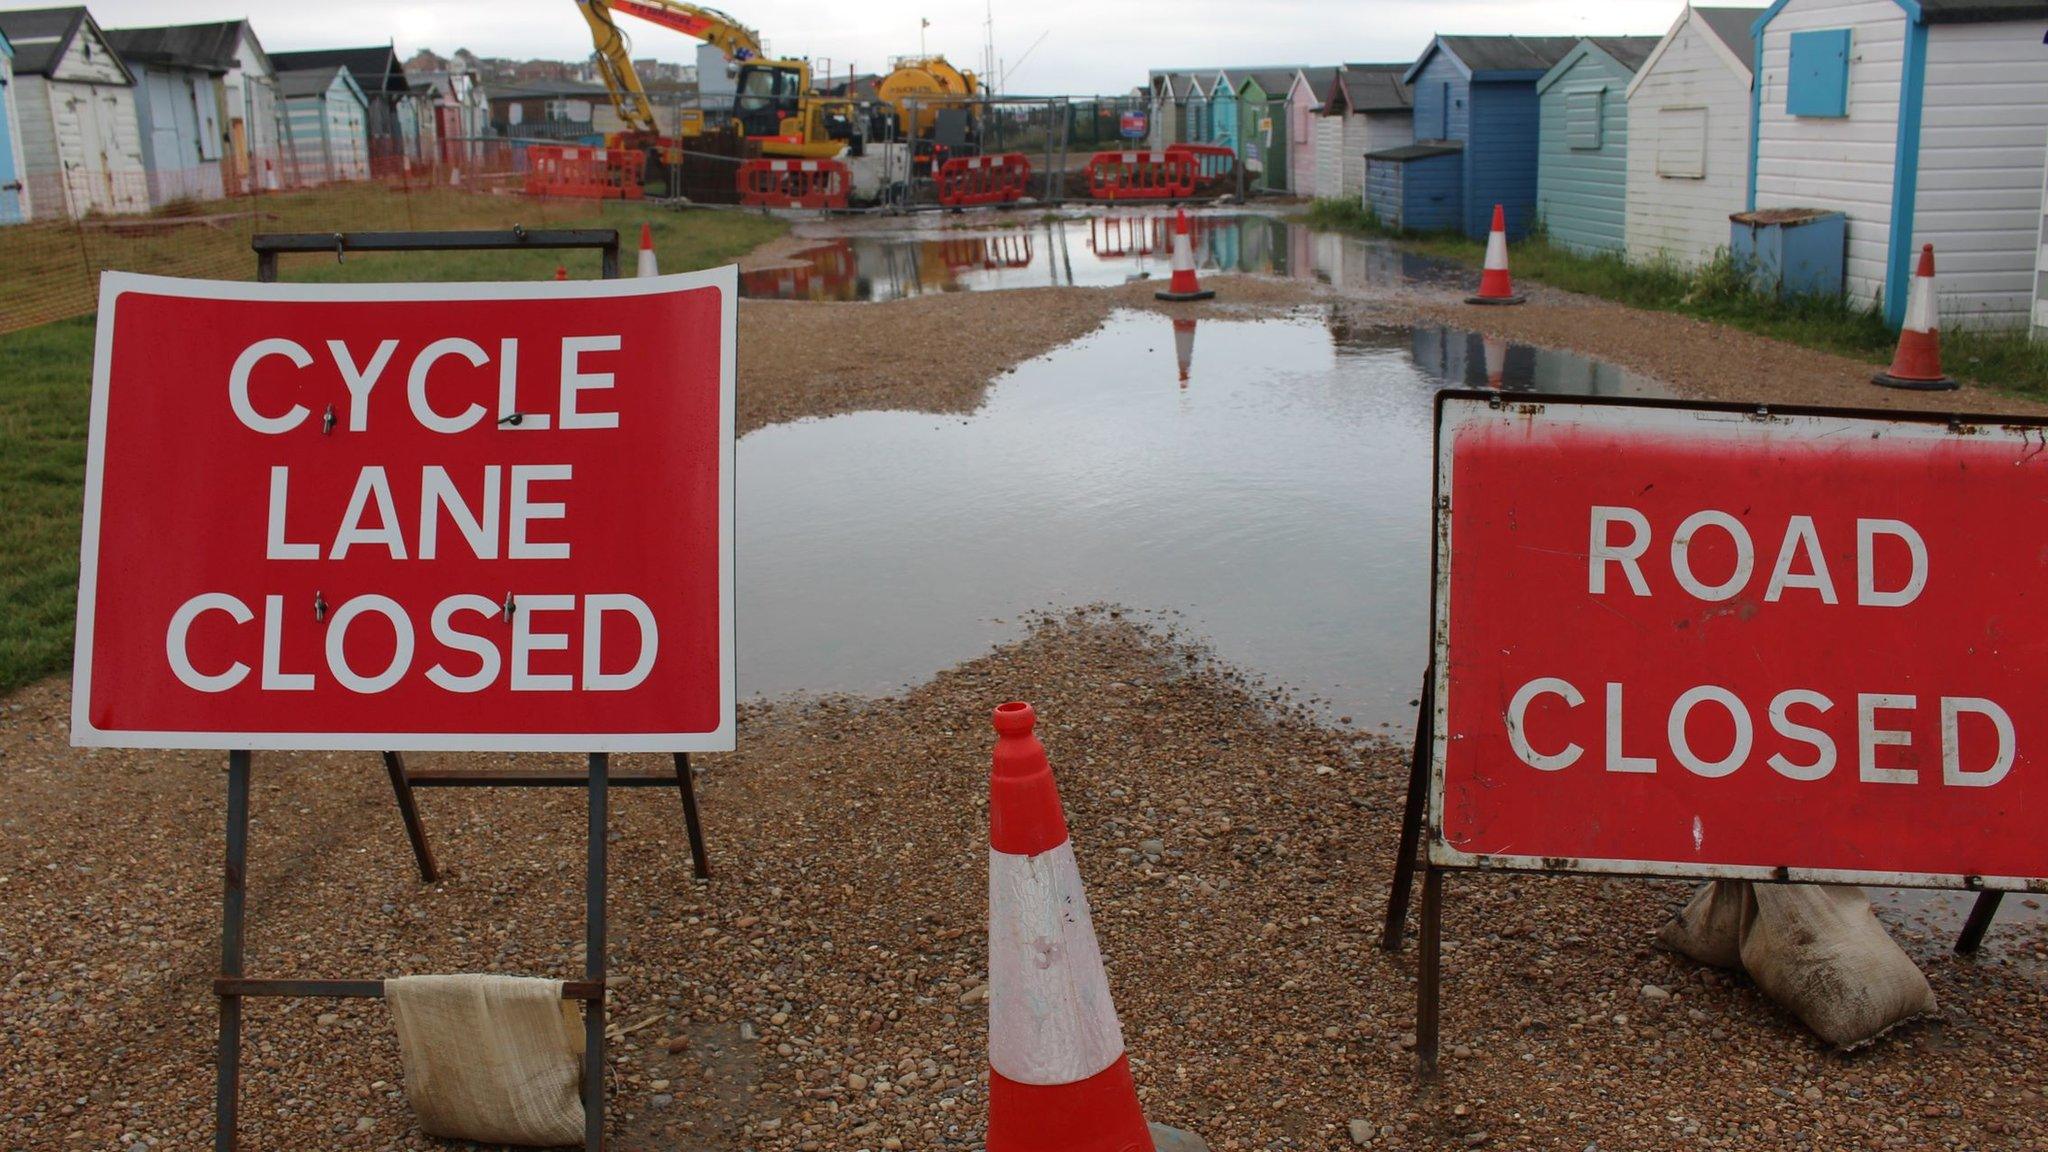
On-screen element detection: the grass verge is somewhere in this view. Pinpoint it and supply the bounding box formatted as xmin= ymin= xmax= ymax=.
xmin=0 ymin=199 xmax=782 ymax=695
xmin=1300 ymin=198 xmax=2048 ymax=397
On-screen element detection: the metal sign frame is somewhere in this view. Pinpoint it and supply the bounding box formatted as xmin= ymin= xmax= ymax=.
xmin=206 ymin=229 xmax=712 ymax=1152
xmin=1382 ymin=389 xmax=2038 ymax=1077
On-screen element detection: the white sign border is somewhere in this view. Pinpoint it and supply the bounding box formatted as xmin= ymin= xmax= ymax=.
xmin=71 ymin=268 xmax=739 ymax=754
xmin=1427 ymin=391 xmax=2048 ymax=894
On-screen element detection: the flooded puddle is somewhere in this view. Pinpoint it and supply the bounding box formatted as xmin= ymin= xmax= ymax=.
xmin=737 ymin=310 xmax=1659 ymax=726
xmin=739 ymin=214 xmax=1451 ymax=301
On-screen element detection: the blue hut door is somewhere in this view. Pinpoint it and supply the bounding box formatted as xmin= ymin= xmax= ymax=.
xmin=0 ymin=78 xmax=18 ymax=222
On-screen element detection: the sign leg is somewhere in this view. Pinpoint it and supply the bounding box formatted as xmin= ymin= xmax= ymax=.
xmin=1955 ymin=891 xmax=2004 ymax=955
xmin=381 ymin=752 xmax=440 ymax=883
xmin=1382 ymin=667 xmax=1435 ymax=951
xmin=585 ymin=753 xmax=608 ymax=1152
xmin=1416 ymin=865 xmax=1442 ymax=1081
xmin=674 ymin=752 xmax=710 ymax=880
xmin=216 ymin=751 xmax=252 ymax=1152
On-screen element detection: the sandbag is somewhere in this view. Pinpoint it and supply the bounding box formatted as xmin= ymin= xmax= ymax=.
xmin=385 ymin=974 xmax=586 ymax=1147
xmin=1657 ymin=881 xmax=1935 ymax=1049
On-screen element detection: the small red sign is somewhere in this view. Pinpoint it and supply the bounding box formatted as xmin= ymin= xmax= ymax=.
xmin=1433 ymin=395 xmax=2048 ymax=889
xmin=73 ymin=270 xmax=735 ymax=752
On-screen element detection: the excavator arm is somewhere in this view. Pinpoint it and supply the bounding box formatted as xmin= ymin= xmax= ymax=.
xmin=576 ymin=0 xmax=767 ymax=139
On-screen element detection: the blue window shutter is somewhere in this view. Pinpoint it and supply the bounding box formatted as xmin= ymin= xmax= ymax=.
xmin=1567 ymin=88 xmax=1606 ymax=150
xmin=1787 ymin=29 xmax=1851 ymax=118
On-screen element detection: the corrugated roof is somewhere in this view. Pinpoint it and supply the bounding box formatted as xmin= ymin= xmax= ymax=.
xmin=272 ymin=46 xmax=409 ymax=94
xmin=1693 ymin=7 xmax=1760 ymax=63
xmin=1585 ymin=36 xmax=1661 ymax=73
xmin=102 ymin=21 xmax=242 ymax=72
xmin=1435 ymin=35 xmax=1581 ymax=75
xmin=1330 ymin=63 xmax=1412 ymax=113
xmin=1915 ymin=0 xmax=2048 ymax=19
xmin=278 ymin=65 xmax=351 ymax=99
xmin=0 ymin=7 xmax=87 ymax=77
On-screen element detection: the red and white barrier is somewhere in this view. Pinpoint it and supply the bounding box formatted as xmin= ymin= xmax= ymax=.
xmin=935 ymin=153 xmax=1034 ymax=208
xmin=1155 ymin=208 xmax=1215 ymax=302
xmin=1873 ymin=243 xmax=1957 ymax=390
xmin=1466 ymin=203 xmax=1524 ymax=306
xmin=1086 ymin=150 xmax=1197 ymax=201
xmin=987 ymin=701 xmax=1156 ymax=1152
xmin=737 ymin=158 xmax=851 ymax=210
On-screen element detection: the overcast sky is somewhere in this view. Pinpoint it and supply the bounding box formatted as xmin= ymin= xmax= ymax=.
xmin=70 ymin=1 xmax=1688 ymax=93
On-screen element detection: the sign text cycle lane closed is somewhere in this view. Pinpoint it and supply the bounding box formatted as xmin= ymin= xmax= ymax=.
xmin=1433 ymin=394 xmax=2048 ymax=890
xmin=73 ymin=269 xmax=736 ymax=752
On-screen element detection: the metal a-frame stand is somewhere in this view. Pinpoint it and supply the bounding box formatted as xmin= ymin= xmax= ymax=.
xmin=216 ymin=229 xmax=712 ymax=1152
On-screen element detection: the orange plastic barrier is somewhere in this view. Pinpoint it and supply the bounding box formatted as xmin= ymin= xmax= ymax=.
xmin=934 ymin=153 xmax=1033 ymax=207
xmin=524 ymin=145 xmax=645 ymax=200
xmin=736 ymin=158 xmax=851 ymax=209
xmin=1166 ymin=142 xmax=1238 ymax=181
xmin=1085 ymin=150 xmax=1197 ymax=201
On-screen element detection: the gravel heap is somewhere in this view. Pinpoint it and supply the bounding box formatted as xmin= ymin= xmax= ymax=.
xmin=4 ymin=612 xmax=2047 ymax=1151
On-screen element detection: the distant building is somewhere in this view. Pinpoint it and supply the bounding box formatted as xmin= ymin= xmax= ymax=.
xmin=411 ymin=66 xmax=490 ymax=167
xmin=272 ymin=45 xmax=435 ymax=172
xmin=0 ymin=6 xmax=148 ymax=218
xmin=486 ymin=78 xmax=609 ymax=143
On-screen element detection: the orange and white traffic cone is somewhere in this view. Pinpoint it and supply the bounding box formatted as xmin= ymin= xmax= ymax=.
xmin=987 ymin=702 xmax=1160 ymax=1152
xmin=637 ymin=222 xmax=659 ymax=277
xmin=553 ymin=263 xmax=569 ymax=281
xmin=1466 ymin=204 xmax=1525 ymax=306
xmin=1173 ymin=317 xmax=1196 ymax=387
xmin=1873 ymin=243 xmax=1957 ymax=390
xmin=1154 ymin=208 xmax=1215 ymax=302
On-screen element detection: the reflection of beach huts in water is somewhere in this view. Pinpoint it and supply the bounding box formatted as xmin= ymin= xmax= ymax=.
xmin=1411 ymin=327 xmax=1649 ymax=394
xmin=1749 ymin=0 xmax=2048 ymax=328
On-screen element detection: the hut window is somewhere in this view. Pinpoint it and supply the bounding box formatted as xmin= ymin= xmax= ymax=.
xmin=1787 ymin=29 xmax=1851 ymax=118
xmin=1656 ymin=106 xmax=1707 ymax=178
xmin=1567 ymin=88 xmax=1605 ymax=150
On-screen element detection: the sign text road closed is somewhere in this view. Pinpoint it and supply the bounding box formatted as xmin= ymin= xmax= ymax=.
xmin=73 ymin=270 xmax=736 ymax=752
xmin=1432 ymin=394 xmax=2048 ymax=889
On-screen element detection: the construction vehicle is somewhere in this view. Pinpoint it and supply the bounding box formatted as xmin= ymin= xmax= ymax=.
xmin=574 ymin=0 xmax=854 ymax=160
xmin=875 ymin=55 xmax=980 ymax=139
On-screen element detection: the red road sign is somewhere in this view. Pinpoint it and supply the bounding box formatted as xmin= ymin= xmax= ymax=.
xmin=1432 ymin=394 xmax=2048 ymax=890
xmin=73 ymin=270 xmax=735 ymax=752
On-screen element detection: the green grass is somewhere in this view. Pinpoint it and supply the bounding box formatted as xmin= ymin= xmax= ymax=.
xmin=1300 ymin=198 xmax=2048 ymax=396
xmin=0 ymin=202 xmax=783 ymax=696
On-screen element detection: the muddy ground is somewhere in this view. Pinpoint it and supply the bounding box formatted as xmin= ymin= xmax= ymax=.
xmin=8 ymin=218 xmax=2048 ymax=1151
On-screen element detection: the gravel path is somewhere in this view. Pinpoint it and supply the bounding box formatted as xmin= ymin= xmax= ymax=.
xmin=9 ymin=227 xmax=2048 ymax=1150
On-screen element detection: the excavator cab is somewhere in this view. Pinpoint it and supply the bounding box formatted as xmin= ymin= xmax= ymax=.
xmin=732 ymin=62 xmax=805 ymax=139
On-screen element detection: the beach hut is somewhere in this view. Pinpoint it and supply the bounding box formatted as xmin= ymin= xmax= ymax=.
xmin=1314 ymin=63 xmax=1413 ymax=204
xmin=1364 ymin=143 xmax=1465 ymax=231
xmin=1182 ymin=73 xmax=1209 ymax=145
xmin=1374 ymin=35 xmax=1578 ymax=239
xmin=103 ymin=23 xmax=235 ymax=205
xmin=0 ymin=6 xmax=148 ymax=219
xmin=1147 ymin=72 xmax=1179 ymax=148
xmin=278 ymin=65 xmax=369 ymax=183
xmin=1207 ymin=71 xmax=1240 ymax=160
xmin=1534 ymin=36 xmax=1658 ymax=255
xmin=273 ymin=46 xmax=432 ymax=174
xmin=206 ymin=21 xmax=284 ymax=193
xmin=1750 ymin=0 xmax=2048 ymax=328
xmin=1622 ymin=7 xmax=1760 ymax=269
xmin=0 ymin=31 xmax=30 ymax=222
xmin=1285 ymin=67 xmax=1338 ymax=195
xmin=1236 ymin=69 xmax=1296 ymax=192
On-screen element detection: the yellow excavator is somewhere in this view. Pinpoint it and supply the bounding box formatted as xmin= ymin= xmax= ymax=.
xmin=574 ymin=0 xmax=853 ymax=159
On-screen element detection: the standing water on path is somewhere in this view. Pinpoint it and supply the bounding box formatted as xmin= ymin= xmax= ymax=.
xmin=738 ymin=310 xmax=1661 ymax=728
xmin=739 ymin=214 xmax=1451 ymax=301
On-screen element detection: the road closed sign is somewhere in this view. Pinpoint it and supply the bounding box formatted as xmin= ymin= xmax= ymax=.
xmin=1431 ymin=393 xmax=2048 ymax=890
xmin=73 ymin=269 xmax=735 ymax=752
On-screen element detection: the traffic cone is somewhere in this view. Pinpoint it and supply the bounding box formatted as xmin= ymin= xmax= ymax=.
xmin=1173 ymin=317 xmax=1196 ymax=387
xmin=553 ymin=263 xmax=568 ymax=281
xmin=1154 ymin=208 xmax=1215 ymax=302
xmin=1873 ymin=244 xmax=1957 ymax=390
xmin=637 ymin=222 xmax=659 ymax=277
xmin=1483 ymin=335 xmax=1506 ymax=390
xmin=987 ymin=701 xmax=1157 ymax=1152
xmin=1466 ymin=204 xmax=1525 ymax=306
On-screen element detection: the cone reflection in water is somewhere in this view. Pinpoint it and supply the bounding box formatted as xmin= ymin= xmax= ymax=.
xmin=1873 ymin=243 xmax=1957 ymax=391
xmin=1483 ymin=335 xmax=1506 ymax=390
xmin=1173 ymin=317 xmax=1196 ymax=387
xmin=987 ymin=702 xmax=1158 ymax=1152
xmin=1466 ymin=203 xmax=1525 ymax=306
